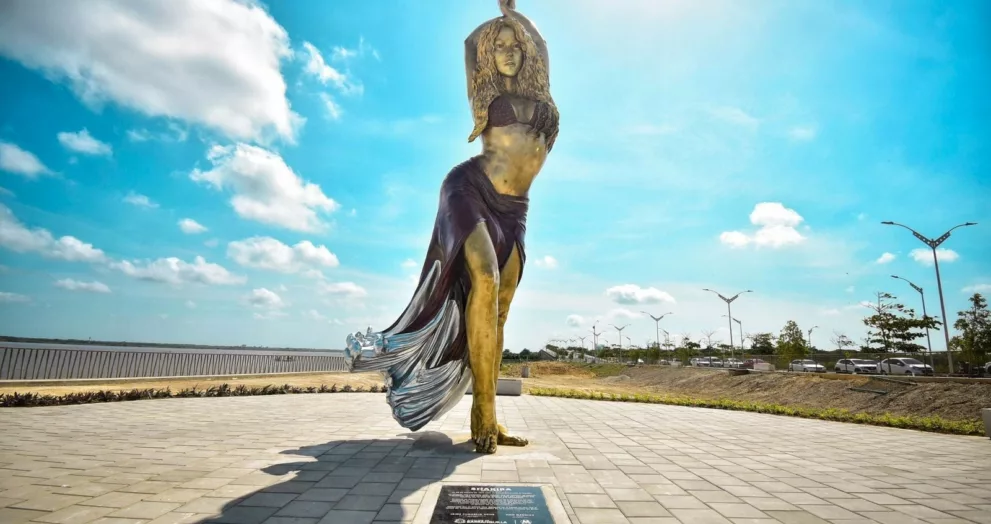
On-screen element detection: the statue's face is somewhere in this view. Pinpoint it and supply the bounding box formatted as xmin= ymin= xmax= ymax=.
xmin=494 ymin=25 xmax=522 ymax=77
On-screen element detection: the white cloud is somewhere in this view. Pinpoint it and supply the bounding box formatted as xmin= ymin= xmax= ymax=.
xmin=820 ymin=308 xmax=841 ymax=316
xmin=846 ymin=286 xmax=855 ymax=293
xmin=606 ymin=308 xmax=642 ymax=320
xmin=875 ymin=252 xmax=896 ymax=264
xmin=605 ymin=284 xmax=675 ymax=305
xmin=54 ymin=278 xmax=111 ymax=293
xmin=401 ymin=258 xmax=418 ymax=269
xmin=245 ymin=287 xmax=285 ymax=309
xmin=0 ymin=291 xmax=30 ymax=303
xmin=302 ymin=309 xmax=325 ymax=321
xmin=320 ymin=93 xmax=343 ymax=120
xmin=57 ymin=129 xmax=112 ymax=156
xmin=227 ymin=236 xmax=339 ymax=274
xmin=788 ymin=125 xmax=817 ymax=142
xmin=534 ymin=255 xmax=558 ymax=269
xmin=178 ymin=218 xmax=208 ymax=234
xmin=0 ymin=141 xmax=51 ymax=178
xmin=127 ymin=123 xmax=188 ymax=143
xmin=185 ymin=300 xmax=196 ymax=309
xmin=204 ymin=238 xmax=220 ymax=248
xmin=709 ymin=106 xmax=759 ymax=128
xmin=0 ymin=186 xmax=14 ymax=197
xmin=962 ymin=283 xmax=991 ymax=293
xmin=254 ymin=310 xmax=289 ymax=320
xmin=566 ymin=314 xmax=585 ymax=327
xmin=0 ymin=0 xmax=300 ymax=143
xmin=123 ymin=192 xmax=158 ymax=209
xmin=0 ymin=204 xmax=106 ymax=262
xmin=318 ymin=281 xmax=367 ymax=299
xmin=190 ymin=144 xmax=339 ymax=232
xmin=720 ymin=202 xmax=806 ymax=249
xmin=910 ymin=247 xmax=959 ymax=266
xmin=110 ymin=256 xmax=244 ymax=286
xmin=301 ymin=42 xmax=362 ymax=96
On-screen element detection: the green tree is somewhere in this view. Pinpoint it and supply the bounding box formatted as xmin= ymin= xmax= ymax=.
xmin=862 ymin=291 xmax=939 ymax=353
xmin=950 ymin=293 xmax=991 ymax=368
xmin=776 ymin=320 xmax=807 ymax=363
xmin=750 ymin=332 xmax=776 ymax=354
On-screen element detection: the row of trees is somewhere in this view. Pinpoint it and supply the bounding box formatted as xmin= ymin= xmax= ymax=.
xmin=535 ymin=292 xmax=991 ymax=369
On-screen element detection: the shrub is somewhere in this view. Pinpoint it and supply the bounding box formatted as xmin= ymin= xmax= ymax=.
xmin=527 ymin=387 xmax=984 ymax=436
xmin=0 ymin=382 xmax=385 ymax=408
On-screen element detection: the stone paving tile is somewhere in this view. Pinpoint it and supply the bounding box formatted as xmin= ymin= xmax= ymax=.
xmin=1 ymin=394 xmax=990 ymax=524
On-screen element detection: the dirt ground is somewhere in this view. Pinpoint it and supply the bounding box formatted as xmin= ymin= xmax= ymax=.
xmin=512 ymin=362 xmax=991 ymax=422
xmin=4 ymin=363 xmax=989 ymax=422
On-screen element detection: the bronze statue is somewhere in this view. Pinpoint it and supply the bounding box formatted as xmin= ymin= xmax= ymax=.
xmin=345 ymin=0 xmax=558 ymax=454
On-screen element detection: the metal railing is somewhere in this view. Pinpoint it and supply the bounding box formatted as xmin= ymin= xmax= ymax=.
xmin=0 ymin=344 xmax=348 ymax=381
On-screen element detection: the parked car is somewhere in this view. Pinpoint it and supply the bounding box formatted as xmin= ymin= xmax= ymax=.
xmin=722 ymin=358 xmax=744 ymax=368
xmin=789 ymin=359 xmax=826 ymax=373
xmin=834 ymin=359 xmax=878 ymax=374
xmin=879 ymin=358 xmax=933 ymax=376
xmin=742 ymin=358 xmax=767 ymax=370
xmin=690 ymin=357 xmax=722 ymax=367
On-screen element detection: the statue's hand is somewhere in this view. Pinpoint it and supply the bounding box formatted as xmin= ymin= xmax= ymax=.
xmin=499 ymin=0 xmax=516 ymax=16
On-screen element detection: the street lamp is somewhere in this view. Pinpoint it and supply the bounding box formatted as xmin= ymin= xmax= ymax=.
xmin=892 ymin=274 xmax=935 ymax=372
xmin=641 ymin=311 xmax=673 ymax=351
xmin=881 ymin=220 xmax=976 ymax=373
xmin=661 ymin=329 xmax=670 ymax=349
xmin=722 ymin=315 xmax=744 ymax=352
xmin=702 ymin=288 xmax=753 ymax=357
xmin=591 ymin=322 xmax=603 ymax=355
xmin=610 ymin=324 xmax=629 ymax=361
xmin=808 ymin=325 xmax=818 ymax=365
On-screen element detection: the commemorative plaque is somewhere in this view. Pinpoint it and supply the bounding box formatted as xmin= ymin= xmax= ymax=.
xmin=430 ymin=485 xmax=553 ymax=524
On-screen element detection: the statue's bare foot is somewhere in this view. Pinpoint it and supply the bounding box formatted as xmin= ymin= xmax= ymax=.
xmin=474 ymin=422 xmax=498 ymax=454
xmin=497 ymin=423 xmax=528 ymax=446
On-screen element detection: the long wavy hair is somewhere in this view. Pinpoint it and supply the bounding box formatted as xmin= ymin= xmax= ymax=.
xmin=468 ymin=17 xmax=554 ymax=142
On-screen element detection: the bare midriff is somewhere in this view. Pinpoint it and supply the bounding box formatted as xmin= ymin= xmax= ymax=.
xmin=478 ymin=96 xmax=548 ymax=197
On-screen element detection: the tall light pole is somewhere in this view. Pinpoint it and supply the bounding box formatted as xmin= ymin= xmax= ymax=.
xmin=577 ymin=335 xmax=588 ymax=350
xmin=703 ymin=288 xmax=753 ymax=357
xmin=892 ymin=274 xmax=935 ymax=372
xmin=881 ymin=221 xmax=976 ymax=373
xmin=641 ymin=311 xmax=673 ymax=351
xmin=661 ymin=329 xmax=670 ymax=350
xmin=591 ymin=322 xmax=603 ymax=355
xmin=723 ymin=315 xmax=744 ymax=352
xmin=808 ymin=325 xmax=818 ymax=364
xmin=610 ymin=324 xmax=629 ymax=361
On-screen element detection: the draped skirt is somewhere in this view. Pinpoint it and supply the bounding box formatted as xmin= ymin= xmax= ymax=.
xmin=344 ymin=156 xmax=528 ymax=431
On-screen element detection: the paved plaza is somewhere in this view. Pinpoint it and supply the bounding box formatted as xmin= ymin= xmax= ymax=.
xmin=0 ymin=393 xmax=989 ymax=524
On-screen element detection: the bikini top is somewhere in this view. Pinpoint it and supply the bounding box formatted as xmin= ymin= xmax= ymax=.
xmin=487 ymin=95 xmax=559 ymax=151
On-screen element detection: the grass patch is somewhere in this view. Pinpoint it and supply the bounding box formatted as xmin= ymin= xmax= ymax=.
xmin=529 ymin=387 xmax=986 ymax=437
xmin=0 ymin=383 xmax=387 ymax=408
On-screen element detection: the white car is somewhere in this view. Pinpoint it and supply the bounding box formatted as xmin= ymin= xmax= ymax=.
xmin=789 ymin=359 xmax=825 ymax=373
xmin=834 ymin=359 xmax=878 ymax=374
xmin=879 ymin=358 xmax=933 ymax=376
xmin=722 ymin=358 xmax=744 ymax=368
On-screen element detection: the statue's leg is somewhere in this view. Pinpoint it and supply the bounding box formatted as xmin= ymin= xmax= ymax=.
xmin=495 ymin=245 xmax=528 ymax=446
xmin=463 ymin=222 xmax=500 ymax=454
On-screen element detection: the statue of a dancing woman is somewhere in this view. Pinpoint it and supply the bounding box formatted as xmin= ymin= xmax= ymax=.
xmin=345 ymin=0 xmax=559 ymax=454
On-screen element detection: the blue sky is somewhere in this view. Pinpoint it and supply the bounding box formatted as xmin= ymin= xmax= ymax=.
xmin=0 ymin=0 xmax=988 ymax=351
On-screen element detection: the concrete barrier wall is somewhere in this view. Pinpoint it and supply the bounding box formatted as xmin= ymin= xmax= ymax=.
xmin=0 ymin=345 xmax=348 ymax=381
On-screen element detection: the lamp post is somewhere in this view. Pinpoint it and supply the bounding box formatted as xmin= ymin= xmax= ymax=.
xmin=722 ymin=315 xmax=744 ymax=353
xmin=881 ymin=221 xmax=977 ymax=374
xmin=808 ymin=325 xmax=818 ymax=365
xmin=641 ymin=311 xmax=673 ymax=351
xmin=891 ymin=274 xmax=935 ymax=372
xmin=703 ymin=288 xmax=753 ymax=357
xmin=591 ymin=322 xmax=603 ymax=357
xmin=610 ymin=324 xmax=629 ymax=361
xmin=661 ymin=329 xmax=670 ymax=349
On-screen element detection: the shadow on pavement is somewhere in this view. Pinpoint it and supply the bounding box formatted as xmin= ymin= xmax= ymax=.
xmin=198 ymin=431 xmax=483 ymax=524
